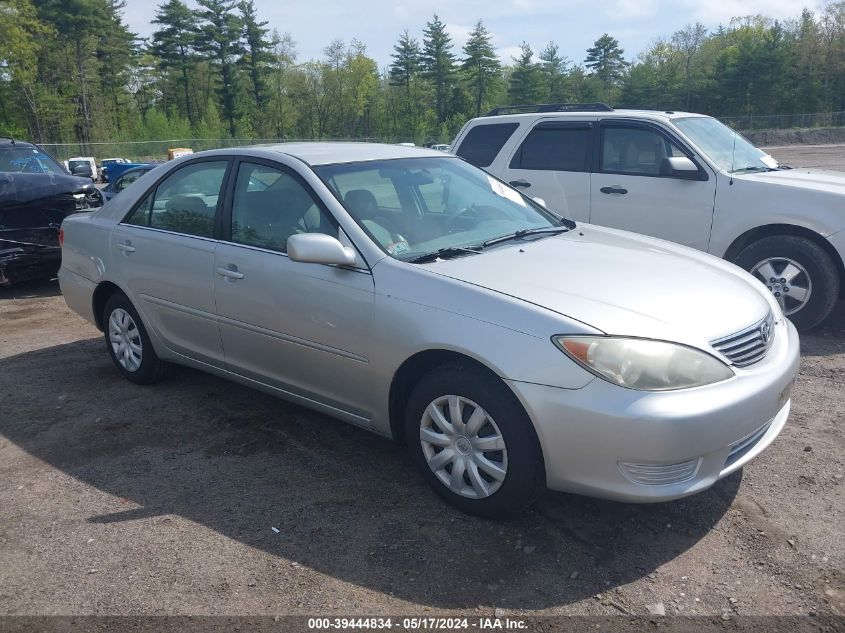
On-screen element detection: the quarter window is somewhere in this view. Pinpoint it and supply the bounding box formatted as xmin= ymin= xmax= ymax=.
xmin=600 ymin=127 xmax=686 ymax=177
xmin=509 ymin=123 xmax=592 ymax=171
xmin=123 ymin=161 xmax=228 ymax=238
xmin=455 ymin=123 xmax=519 ymax=168
xmin=230 ymin=162 xmax=336 ymax=253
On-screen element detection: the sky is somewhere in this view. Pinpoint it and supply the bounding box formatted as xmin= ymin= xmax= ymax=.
xmin=123 ymin=0 xmax=822 ymax=69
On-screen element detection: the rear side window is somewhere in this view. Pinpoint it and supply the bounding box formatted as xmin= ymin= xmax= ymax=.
xmin=510 ymin=123 xmax=592 ymax=172
xmin=455 ymin=123 xmax=519 ymax=168
xmin=123 ymin=161 xmax=228 ymax=238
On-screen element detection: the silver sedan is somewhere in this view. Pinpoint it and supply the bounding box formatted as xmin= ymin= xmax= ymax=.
xmin=59 ymin=143 xmax=800 ymax=517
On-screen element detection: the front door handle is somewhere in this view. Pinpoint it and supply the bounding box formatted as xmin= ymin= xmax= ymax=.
xmin=600 ymin=186 xmax=628 ymax=195
xmin=116 ymin=240 xmax=135 ymax=253
xmin=216 ymin=266 xmax=244 ymax=280
xmin=509 ymin=179 xmax=532 ymax=188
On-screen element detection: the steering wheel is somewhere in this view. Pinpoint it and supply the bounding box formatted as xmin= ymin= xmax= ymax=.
xmin=447 ymin=204 xmax=480 ymax=231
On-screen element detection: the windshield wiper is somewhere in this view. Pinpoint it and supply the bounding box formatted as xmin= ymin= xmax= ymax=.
xmin=482 ymin=226 xmax=570 ymax=248
xmin=730 ymin=165 xmax=773 ymax=174
xmin=406 ymin=246 xmax=483 ymax=264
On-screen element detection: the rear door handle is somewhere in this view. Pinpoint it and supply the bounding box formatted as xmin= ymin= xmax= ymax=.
xmin=600 ymin=186 xmax=628 ymax=195
xmin=509 ymin=179 xmax=532 ymax=188
xmin=216 ymin=266 xmax=244 ymax=280
xmin=116 ymin=240 xmax=135 ymax=253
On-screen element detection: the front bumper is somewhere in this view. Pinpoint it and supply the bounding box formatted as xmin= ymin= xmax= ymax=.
xmin=508 ymin=317 xmax=800 ymax=503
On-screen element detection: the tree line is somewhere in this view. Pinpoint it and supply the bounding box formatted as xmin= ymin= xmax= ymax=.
xmin=0 ymin=0 xmax=844 ymax=151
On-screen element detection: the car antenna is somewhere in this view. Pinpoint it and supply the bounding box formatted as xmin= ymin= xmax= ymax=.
xmin=729 ymin=129 xmax=737 ymax=186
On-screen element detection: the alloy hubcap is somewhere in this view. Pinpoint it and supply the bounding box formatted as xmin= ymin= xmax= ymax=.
xmin=750 ymin=257 xmax=812 ymax=316
xmin=419 ymin=395 xmax=508 ymax=499
xmin=108 ymin=308 xmax=142 ymax=372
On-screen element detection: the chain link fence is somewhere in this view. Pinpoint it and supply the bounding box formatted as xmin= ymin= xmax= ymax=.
xmin=38 ymin=137 xmax=381 ymax=163
xmin=35 ymin=111 xmax=845 ymax=162
xmin=722 ymin=111 xmax=845 ymax=131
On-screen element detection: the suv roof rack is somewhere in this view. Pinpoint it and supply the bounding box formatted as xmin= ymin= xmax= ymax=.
xmin=484 ymin=103 xmax=614 ymax=116
xmin=0 ymin=136 xmax=17 ymax=144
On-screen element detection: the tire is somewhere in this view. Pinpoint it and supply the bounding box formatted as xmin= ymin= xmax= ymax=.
xmin=734 ymin=235 xmax=840 ymax=331
xmin=404 ymin=363 xmax=543 ymax=518
xmin=102 ymin=292 xmax=168 ymax=384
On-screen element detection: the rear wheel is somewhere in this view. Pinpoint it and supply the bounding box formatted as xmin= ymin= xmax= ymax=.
xmin=734 ymin=235 xmax=839 ymax=330
xmin=103 ymin=293 xmax=168 ymax=384
xmin=404 ymin=364 xmax=543 ymax=518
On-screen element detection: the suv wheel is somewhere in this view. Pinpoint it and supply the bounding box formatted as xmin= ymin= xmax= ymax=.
xmin=734 ymin=235 xmax=839 ymax=330
xmin=404 ymin=364 xmax=543 ymax=518
xmin=103 ymin=293 xmax=168 ymax=384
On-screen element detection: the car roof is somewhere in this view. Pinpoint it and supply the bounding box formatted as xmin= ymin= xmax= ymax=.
xmin=249 ymin=142 xmax=446 ymax=166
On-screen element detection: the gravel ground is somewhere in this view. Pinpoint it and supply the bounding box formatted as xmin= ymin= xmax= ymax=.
xmin=763 ymin=143 xmax=845 ymax=170
xmin=1 ymin=145 xmax=844 ymax=621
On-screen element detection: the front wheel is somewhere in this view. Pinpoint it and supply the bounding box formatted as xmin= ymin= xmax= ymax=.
xmin=734 ymin=235 xmax=840 ymax=330
xmin=404 ymin=364 xmax=543 ymax=518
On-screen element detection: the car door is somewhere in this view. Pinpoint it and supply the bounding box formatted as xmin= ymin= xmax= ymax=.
xmin=496 ymin=120 xmax=594 ymax=221
xmin=213 ymin=158 xmax=376 ymax=421
xmin=110 ymin=158 xmax=231 ymax=366
xmin=589 ymin=120 xmax=716 ymax=251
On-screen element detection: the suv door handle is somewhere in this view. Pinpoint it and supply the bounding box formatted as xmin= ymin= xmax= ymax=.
xmin=600 ymin=186 xmax=628 ymax=195
xmin=116 ymin=240 xmax=135 ymax=253
xmin=509 ymin=179 xmax=532 ymax=188
xmin=216 ymin=266 xmax=244 ymax=280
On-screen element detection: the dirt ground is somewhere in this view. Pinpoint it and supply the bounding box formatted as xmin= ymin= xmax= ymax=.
xmin=1 ymin=146 xmax=844 ymax=622
xmin=763 ymin=143 xmax=845 ymax=170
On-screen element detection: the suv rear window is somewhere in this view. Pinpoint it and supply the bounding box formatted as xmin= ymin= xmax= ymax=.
xmin=509 ymin=122 xmax=592 ymax=172
xmin=455 ymin=123 xmax=519 ymax=168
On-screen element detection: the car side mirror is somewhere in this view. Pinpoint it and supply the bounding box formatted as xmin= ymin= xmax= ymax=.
xmin=287 ymin=233 xmax=357 ymax=266
xmin=71 ymin=165 xmax=89 ymax=176
xmin=661 ymin=156 xmax=700 ymax=180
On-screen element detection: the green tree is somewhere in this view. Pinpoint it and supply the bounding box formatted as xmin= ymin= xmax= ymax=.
xmin=151 ymin=0 xmax=198 ymax=123
xmin=585 ymin=33 xmax=627 ymax=100
xmin=461 ymin=20 xmax=500 ymax=117
xmin=538 ymin=41 xmax=569 ymax=102
xmin=671 ymin=22 xmax=708 ymax=109
xmin=195 ymin=0 xmax=245 ymax=137
xmin=508 ymin=42 xmax=541 ymax=104
xmin=239 ymin=0 xmax=273 ymax=132
xmin=421 ymin=14 xmax=456 ymax=122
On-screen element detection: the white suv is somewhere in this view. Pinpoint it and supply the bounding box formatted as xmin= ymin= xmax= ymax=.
xmin=451 ymin=104 xmax=845 ymax=329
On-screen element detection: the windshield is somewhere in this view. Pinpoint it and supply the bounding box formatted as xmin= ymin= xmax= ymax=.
xmin=0 ymin=146 xmax=67 ymax=175
xmin=314 ymin=157 xmax=563 ymax=261
xmin=674 ymin=116 xmax=777 ymax=173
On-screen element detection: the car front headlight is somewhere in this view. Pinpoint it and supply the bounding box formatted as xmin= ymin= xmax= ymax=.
xmin=553 ymin=336 xmax=734 ymax=391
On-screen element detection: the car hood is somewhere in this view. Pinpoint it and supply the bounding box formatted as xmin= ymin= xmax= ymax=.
xmin=737 ymin=168 xmax=845 ymax=195
xmin=0 ymin=171 xmax=97 ymax=205
xmin=421 ymin=224 xmax=773 ymax=348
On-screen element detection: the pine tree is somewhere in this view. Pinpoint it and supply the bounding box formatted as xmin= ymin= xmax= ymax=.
xmin=389 ymin=30 xmax=421 ymax=134
xmin=421 ymin=14 xmax=456 ymax=122
xmin=508 ymin=42 xmax=541 ymax=104
xmin=461 ymin=19 xmax=500 ymax=117
xmin=585 ymin=33 xmax=627 ymax=97
xmin=538 ymin=41 xmax=569 ymax=102
xmin=195 ymin=0 xmax=245 ymax=137
xmin=239 ymin=0 xmax=273 ymax=116
xmin=151 ymin=0 xmax=199 ymax=124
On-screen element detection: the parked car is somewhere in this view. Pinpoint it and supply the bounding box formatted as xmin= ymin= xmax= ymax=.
xmin=167 ymin=147 xmax=193 ymax=160
xmin=59 ymin=143 xmax=798 ymax=517
xmin=431 ymin=143 xmax=452 ymax=152
xmin=66 ymin=156 xmax=98 ymax=181
xmin=1 ymin=138 xmax=103 ymax=286
xmin=99 ymin=157 xmax=129 ymax=182
xmin=451 ymin=103 xmax=845 ymax=330
xmin=101 ymin=165 xmax=156 ymax=202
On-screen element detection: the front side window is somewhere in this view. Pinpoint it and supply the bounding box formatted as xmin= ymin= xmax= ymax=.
xmin=510 ymin=123 xmax=592 ymax=172
xmin=230 ymin=162 xmax=336 ymax=252
xmin=600 ymin=126 xmax=686 ymax=177
xmin=315 ymin=157 xmax=561 ymax=260
xmin=123 ymin=160 xmax=227 ymax=238
xmin=455 ymin=123 xmax=519 ymax=168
